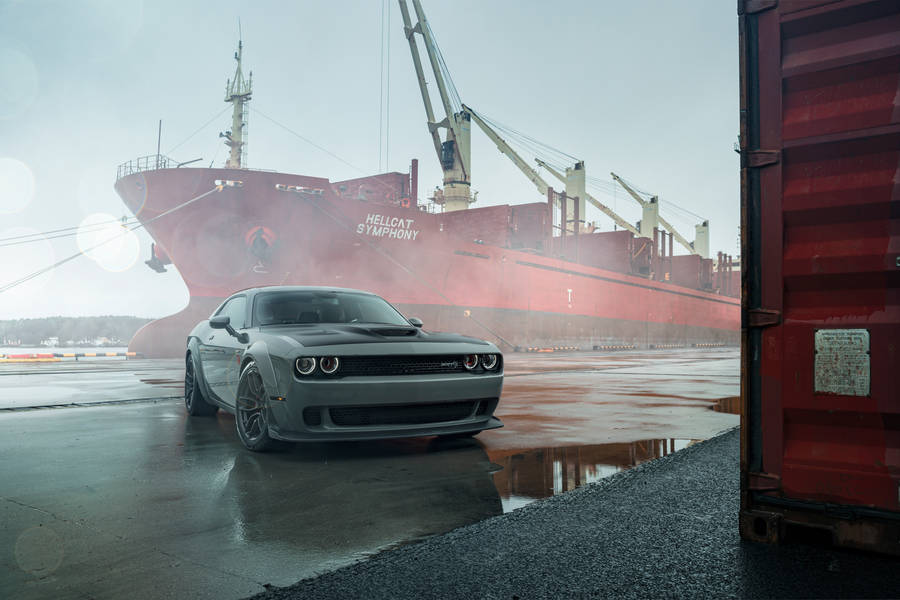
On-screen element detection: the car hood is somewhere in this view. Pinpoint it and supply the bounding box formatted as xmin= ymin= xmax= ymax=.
xmin=258 ymin=324 xmax=490 ymax=348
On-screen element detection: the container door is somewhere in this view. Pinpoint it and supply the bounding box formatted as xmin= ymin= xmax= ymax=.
xmin=741 ymin=0 xmax=900 ymax=515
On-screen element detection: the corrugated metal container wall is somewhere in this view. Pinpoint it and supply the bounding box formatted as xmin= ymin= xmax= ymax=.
xmin=739 ymin=0 xmax=900 ymax=554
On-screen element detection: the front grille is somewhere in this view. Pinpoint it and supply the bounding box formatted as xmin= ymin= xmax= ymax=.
xmin=337 ymin=355 xmax=467 ymax=377
xmin=329 ymin=401 xmax=477 ymax=427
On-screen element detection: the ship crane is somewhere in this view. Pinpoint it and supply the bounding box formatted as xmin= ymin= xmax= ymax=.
xmin=463 ymin=105 xmax=552 ymax=195
xmin=610 ymin=172 xmax=705 ymax=257
xmin=399 ymin=0 xmax=473 ymax=212
xmin=534 ymin=158 xmax=640 ymax=237
xmin=464 ymin=104 xmax=641 ymax=238
xmin=462 ymin=104 xmax=574 ymax=235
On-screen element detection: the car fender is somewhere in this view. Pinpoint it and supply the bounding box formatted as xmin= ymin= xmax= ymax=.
xmin=187 ymin=337 xmax=216 ymax=402
xmin=242 ymin=341 xmax=282 ymax=398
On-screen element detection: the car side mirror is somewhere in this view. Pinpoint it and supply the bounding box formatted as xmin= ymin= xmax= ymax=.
xmin=209 ymin=315 xmax=229 ymax=329
xmin=210 ymin=315 xmax=249 ymax=343
xmin=408 ymin=317 xmax=423 ymax=328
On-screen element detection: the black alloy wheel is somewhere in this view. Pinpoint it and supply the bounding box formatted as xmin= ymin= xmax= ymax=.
xmin=185 ymin=353 xmax=217 ymax=416
xmin=235 ymin=362 xmax=282 ymax=452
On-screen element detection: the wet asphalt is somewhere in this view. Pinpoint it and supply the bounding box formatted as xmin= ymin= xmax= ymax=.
xmin=10 ymin=349 xmax=896 ymax=598
xmin=1 ymin=349 xmax=740 ymax=599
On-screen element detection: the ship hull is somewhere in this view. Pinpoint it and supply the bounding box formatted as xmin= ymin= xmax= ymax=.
xmin=116 ymin=167 xmax=739 ymax=358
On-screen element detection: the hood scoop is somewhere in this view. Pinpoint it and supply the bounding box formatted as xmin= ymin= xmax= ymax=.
xmin=368 ymin=327 xmax=419 ymax=337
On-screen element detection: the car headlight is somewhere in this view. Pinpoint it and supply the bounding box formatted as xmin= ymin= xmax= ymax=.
xmin=481 ymin=354 xmax=499 ymax=370
xmin=295 ymin=357 xmax=317 ymax=376
xmin=320 ymin=356 xmax=340 ymax=375
xmin=463 ymin=354 xmax=478 ymax=370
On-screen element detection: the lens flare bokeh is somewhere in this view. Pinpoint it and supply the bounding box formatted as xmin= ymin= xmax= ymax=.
xmin=0 ymin=157 xmax=36 ymax=215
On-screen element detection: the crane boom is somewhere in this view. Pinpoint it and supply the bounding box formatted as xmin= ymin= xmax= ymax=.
xmin=411 ymin=0 xmax=454 ymax=131
xmin=399 ymin=0 xmax=472 ymax=210
xmin=536 ymin=159 xmax=640 ymax=236
xmin=610 ymin=172 xmax=697 ymax=254
xmin=409 ymin=0 xmax=470 ymax=178
xmin=397 ymin=0 xmax=441 ymax=161
xmin=463 ymin=103 xmax=553 ymax=196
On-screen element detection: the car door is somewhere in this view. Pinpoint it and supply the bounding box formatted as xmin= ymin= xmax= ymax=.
xmin=218 ymin=295 xmax=249 ymax=406
xmin=205 ymin=295 xmax=247 ymax=404
xmin=196 ymin=309 xmax=223 ymax=397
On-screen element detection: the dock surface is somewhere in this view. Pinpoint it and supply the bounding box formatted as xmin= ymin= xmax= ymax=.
xmin=2 ymin=349 xmax=748 ymax=599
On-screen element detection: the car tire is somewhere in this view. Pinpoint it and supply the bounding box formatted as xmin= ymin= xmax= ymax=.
xmin=185 ymin=353 xmax=217 ymax=416
xmin=235 ymin=361 xmax=284 ymax=452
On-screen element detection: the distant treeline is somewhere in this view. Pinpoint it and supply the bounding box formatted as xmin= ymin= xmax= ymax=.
xmin=0 ymin=316 xmax=153 ymax=346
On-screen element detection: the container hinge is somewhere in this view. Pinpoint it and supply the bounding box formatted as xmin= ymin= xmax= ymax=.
xmin=747 ymin=308 xmax=781 ymax=328
xmin=747 ymin=149 xmax=780 ymax=167
xmin=748 ymin=472 xmax=781 ymax=491
xmin=738 ymin=0 xmax=777 ymax=15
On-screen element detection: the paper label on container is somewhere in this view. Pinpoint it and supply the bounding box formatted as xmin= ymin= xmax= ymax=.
xmin=814 ymin=329 xmax=870 ymax=396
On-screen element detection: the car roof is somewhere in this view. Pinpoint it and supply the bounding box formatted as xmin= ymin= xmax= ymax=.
xmin=231 ymin=285 xmax=377 ymax=297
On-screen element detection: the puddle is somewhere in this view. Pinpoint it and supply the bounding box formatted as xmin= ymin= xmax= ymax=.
xmin=488 ymin=438 xmax=699 ymax=512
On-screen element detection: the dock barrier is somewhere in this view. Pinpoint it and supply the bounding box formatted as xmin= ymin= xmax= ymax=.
xmin=523 ymin=346 xmax=580 ymax=353
xmin=513 ymin=343 xmax=731 ymax=353
xmin=0 ymin=352 xmax=141 ymax=363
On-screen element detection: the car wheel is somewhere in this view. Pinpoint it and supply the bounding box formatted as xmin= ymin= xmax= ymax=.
xmin=185 ymin=353 xmax=217 ymax=416
xmin=235 ymin=361 xmax=283 ymax=452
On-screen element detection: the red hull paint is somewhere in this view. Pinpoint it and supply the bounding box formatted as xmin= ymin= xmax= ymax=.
xmin=116 ymin=167 xmax=739 ymax=358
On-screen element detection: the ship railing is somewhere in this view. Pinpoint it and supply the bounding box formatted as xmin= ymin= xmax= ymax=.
xmin=116 ymin=154 xmax=179 ymax=180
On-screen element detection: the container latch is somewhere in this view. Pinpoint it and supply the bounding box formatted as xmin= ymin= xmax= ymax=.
xmin=747 ymin=308 xmax=781 ymax=328
xmin=746 ymin=149 xmax=780 ymax=168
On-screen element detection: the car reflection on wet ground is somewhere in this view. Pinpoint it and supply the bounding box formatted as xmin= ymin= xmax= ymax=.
xmin=0 ymin=348 xmax=738 ymax=599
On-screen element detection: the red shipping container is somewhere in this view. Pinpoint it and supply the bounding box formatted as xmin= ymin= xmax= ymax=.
xmin=739 ymin=0 xmax=900 ymax=554
xmin=671 ymin=255 xmax=703 ymax=290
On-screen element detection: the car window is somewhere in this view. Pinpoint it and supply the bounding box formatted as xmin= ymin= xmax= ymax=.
xmin=216 ymin=296 xmax=247 ymax=329
xmin=254 ymin=291 xmax=408 ymax=326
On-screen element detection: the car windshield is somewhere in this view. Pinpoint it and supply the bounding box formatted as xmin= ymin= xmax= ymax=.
xmin=253 ymin=291 xmax=410 ymax=326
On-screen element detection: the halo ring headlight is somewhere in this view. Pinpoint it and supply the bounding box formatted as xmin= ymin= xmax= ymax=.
xmin=295 ymin=357 xmax=316 ymax=376
xmin=481 ymin=354 xmax=499 ymax=370
xmin=463 ymin=354 xmax=478 ymax=370
xmin=320 ymin=356 xmax=340 ymax=375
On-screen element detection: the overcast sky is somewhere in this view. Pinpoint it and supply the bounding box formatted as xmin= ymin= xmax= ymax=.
xmin=0 ymin=0 xmax=739 ymax=319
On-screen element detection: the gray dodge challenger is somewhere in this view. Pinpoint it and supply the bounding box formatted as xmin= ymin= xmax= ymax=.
xmin=185 ymin=286 xmax=503 ymax=451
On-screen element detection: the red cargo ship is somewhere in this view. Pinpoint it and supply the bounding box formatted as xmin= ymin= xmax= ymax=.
xmin=115 ymin=14 xmax=739 ymax=358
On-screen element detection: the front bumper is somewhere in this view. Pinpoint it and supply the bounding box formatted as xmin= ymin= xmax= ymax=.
xmin=266 ymin=372 xmax=503 ymax=442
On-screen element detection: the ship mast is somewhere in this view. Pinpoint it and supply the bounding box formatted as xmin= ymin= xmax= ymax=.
xmin=222 ymin=36 xmax=252 ymax=169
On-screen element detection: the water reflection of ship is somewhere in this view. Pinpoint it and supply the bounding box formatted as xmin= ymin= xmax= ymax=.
xmin=489 ymin=439 xmax=698 ymax=507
